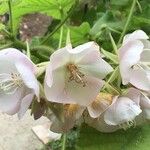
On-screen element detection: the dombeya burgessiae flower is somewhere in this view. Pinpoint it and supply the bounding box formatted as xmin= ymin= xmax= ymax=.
xmin=44 ymin=42 xmax=113 ymax=106
xmin=0 ymin=48 xmax=39 ymax=118
xmin=119 ymin=30 xmax=150 ymax=92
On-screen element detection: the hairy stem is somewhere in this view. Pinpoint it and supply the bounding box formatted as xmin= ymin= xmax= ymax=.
xmin=117 ymin=0 xmax=137 ymax=45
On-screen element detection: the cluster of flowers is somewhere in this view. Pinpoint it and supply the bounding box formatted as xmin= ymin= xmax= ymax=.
xmin=0 ymin=30 xmax=149 ymax=133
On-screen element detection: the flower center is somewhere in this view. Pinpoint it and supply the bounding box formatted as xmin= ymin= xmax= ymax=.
xmin=67 ymin=64 xmax=86 ymax=87
xmin=0 ymin=73 xmax=23 ymax=94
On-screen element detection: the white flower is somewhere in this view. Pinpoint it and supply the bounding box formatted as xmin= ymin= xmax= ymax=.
xmin=119 ymin=30 xmax=150 ymax=92
xmin=85 ymin=88 xmax=143 ymax=132
xmin=0 ymin=48 xmax=39 ymax=118
xmin=44 ymin=42 xmax=113 ymax=106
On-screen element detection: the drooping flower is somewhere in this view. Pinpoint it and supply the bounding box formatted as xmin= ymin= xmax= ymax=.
xmin=119 ymin=30 xmax=150 ymax=92
xmin=50 ymin=104 xmax=85 ymax=133
xmin=0 ymin=48 xmax=39 ymax=118
xmin=85 ymin=88 xmax=143 ymax=132
xmin=44 ymin=42 xmax=113 ymax=106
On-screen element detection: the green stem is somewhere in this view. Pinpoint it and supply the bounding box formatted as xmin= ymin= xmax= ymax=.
xmin=8 ymin=0 xmax=14 ymax=38
xmin=62 ymin=134 xmax=67 ymax=150
xmin=117 ymin=0 xmax=137 ymax=45
xmin=58 ymin=26 xmax=64 ymax=49
xmin=41 ymin=0 xmax=79 ymax=44
xmin=109 ymin=32 xmax=118 ymax=55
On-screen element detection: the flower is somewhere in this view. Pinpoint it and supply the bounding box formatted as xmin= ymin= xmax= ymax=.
xmin=0 ymin=48 xmax=39 ymax=118
xmin=119 ymin=30 xmax=150 ymax=92
xmin=85 ymin=88 xmax=143 ymax=132
xmin=44 ymin=42 xmax=113 ymax=106
xmin=50 ymin=104 xmax=85 ymax=133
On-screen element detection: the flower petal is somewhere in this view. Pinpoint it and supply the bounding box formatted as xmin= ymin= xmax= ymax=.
xmin=49 ymin=45 xmax=71 ymax=71
xmin=15 ymin=62 xmax=39 ymax=98
xmin=85 ymin=114 xmax=119 ymax=133
xmin=0 ymin=88 xmax=24 ymax=115
xmin=64 ymin=77 xmax=105 ymax=106
xmin=119 ymin=40 xmax=144 ymax=84
xmin=79 ymin=58 xmax=113 ymax=80
xmin=126 ymin=88 xmax=141 ymax=105
xmin=18 ymin=93 xmax=34 ymax=119
xmin=123 ymin=30 xmax=149 ymax=45
xmin=130 ymin=69 xmax=150 ymax=91
xmin=104 ymin=97 xmax=142 ymax=125
xmin=0 ymin=48 xmax=35 ymax=73
xmin=87 ymin=93 xmax=113 ymax=118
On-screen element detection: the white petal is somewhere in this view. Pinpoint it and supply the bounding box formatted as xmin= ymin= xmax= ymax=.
xmin=140 ymin=49 xmax=150 ymax=62
xmin=130 ymin=69 xmax=150 ymax=91
xmin=119 ymin=40 xmax=144 ymax=84
xmin=140 ymin=94 xmax=150 ymax=108
xmin=0 ymin=48 xmax=35 ymax=73
xmin=64 ymin=76 xmax=105 ymax=106
xmin=123 ymin=30 xmax=149 ymax=45
xmin=15 ymin=62 xmax=39 ymax=98
xmin=87 ymin=93 xmax=113 ymax=118
xmin=79 ymin=58 xmax=113 ymax=80
xmin=50 ymin=45 xmax=71 ymax=71
xmin=44 ymin=67 xmax=67 ymax=103
xmin=45 ymin=65 xmax=105 ymax=106
xmin=126 ymin=88 xmax=141 ymax=105
xmin=0 ymin=88 xmax=24 ymax=115
xmin=85 ymin=114 xmax=119 ymax=133
xmin=104 ymin=97 xmax=142 ymax=125
xmin=18 ymin=93 xmax=34 ymax=119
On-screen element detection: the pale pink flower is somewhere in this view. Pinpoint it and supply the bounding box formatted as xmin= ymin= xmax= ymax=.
xmin=85 ymin=88 xmax=143 ymax=132
xmin=119 ymin=30 xmax=150 ymax=92
xmin=0 ymin=48 xmax=39 ymax=118
xmin=50 ymin=104 xmax=85 ymax=133
xmin=44 ymin=42 xmax=113 ymax=106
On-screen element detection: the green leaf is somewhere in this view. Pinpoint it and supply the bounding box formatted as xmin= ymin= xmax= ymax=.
xmin=90 ymin=11 xmax=124 ymax=38
xmin=51 ymin=22 xmax=90 ymax=48
xmin=1 ymin=0 xmax=75 ymax=35
xmin=101 ymin=48 xmax=119 ymax=64
xmin=13 ymin=0 xmax=75 ymax=19
xmin=76 ymin=124 xmax=150 ymax=150
xmin=69 ymin=22 xmax=90 ymax=46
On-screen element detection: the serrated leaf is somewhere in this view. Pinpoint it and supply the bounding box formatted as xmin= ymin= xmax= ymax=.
xmin=76 ymin=124 xmax=150 ymax=150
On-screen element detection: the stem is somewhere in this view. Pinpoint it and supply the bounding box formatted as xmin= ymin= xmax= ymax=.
xmin=8 ymin=0 xmax=14 ymax=37
xmin=58 ymin=26 xmax=64 ymax=49
xmin=61 ymin=134 xmax=67 ymax=150
xmin=117 ymin=0 xmax=137 ymax=45
xmin=41 ymin=0 xmax=79 ymax=44
xmin=109 ymin=32 xmax=118 ymax=55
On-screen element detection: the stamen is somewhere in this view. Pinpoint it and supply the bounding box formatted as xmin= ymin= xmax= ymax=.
xmin=0 ymin=73 xmax=23 ymax=94
xmin=67 ymin=64 xmax=86 ymax=87
xmin=119 ymin=120 xmax=136 ymax=130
